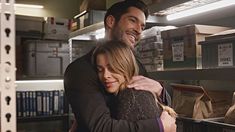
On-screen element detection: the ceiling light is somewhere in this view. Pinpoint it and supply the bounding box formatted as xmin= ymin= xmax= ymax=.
xmin=74 ymin=10 xmax=87 ymax=19
xmin=15 ymin=3 xmax=44 ymax=9
xmin=167 ymin=0 xmax=235 ymax=21
xmin=0 ymin=3 xmax=44 ymax=9
xmin=16 ymin=80 xmax=63 ymax=83
xmin=155 ymin=0 xmax=220 ymax=16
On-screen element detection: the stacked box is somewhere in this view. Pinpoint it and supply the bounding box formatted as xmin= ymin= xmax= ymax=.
xmin=23 ymin=40 xmax=70 ymax=77
xmin=161 ymin=24 xmax=230 ymax=70
xmin=78 ymin=10 xmax=106 ymax=29
xmin=200 ymin=29 xmax=235 ymax=69
xmin=16 ymin=15 xmax=44 ymax=33
xmin=136 ymin=37 xmax=163 ymax=72
xmin=136 ymin=26 xmax=176 ymax=72
xmin=43 ymin=17 xmax=71 ymax=40
xmin=71 ymin=40 xmax=97 ymax=61
xmin=79 ymin=0 xmax=106 ymax=12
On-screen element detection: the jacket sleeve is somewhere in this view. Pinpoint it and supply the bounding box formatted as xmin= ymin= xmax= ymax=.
xmin=64 ymin=57 xmax=160 ymax=132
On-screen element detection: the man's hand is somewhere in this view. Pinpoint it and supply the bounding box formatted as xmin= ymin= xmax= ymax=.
xmin=127 ymin=75 xmax=163 ymax=96
xmin=161 ymin=111 xmax=176 ymax=132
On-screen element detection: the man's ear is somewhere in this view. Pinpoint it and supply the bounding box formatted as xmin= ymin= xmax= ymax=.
xmin=105 ymin=15 xmax=115 ymax=29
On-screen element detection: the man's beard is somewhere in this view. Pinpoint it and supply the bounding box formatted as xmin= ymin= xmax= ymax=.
xmin=110 ymin=24 xmax=140 ymax=49
xmin=111 ymin=25 xmax=125 ymax=43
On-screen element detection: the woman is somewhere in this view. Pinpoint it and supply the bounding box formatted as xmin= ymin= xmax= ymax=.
xmin=93 ymin=40 xmax=176 ymax=121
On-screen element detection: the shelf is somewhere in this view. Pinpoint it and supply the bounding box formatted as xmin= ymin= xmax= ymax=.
xmin=69 ymin=22 xmax=104 ymax=40
xmin=148 ymin=67 xmax=235 ymax=80
xmin=17 ymin=114 xmax=69 ymax=123
xmin=16 ymin=76 xmax=64 ymax=81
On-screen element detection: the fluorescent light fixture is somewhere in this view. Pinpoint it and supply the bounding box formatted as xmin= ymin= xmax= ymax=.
xmin=155 ymin=0 xmax=220 ymax=16
xmin=0 ymin=3 xmax=44 ymax=9
xmin=74 ymin=10 xmax=87 ymax=19
xmin=167 ymin=0 xmax=235 ymax=21
xmin=15 ymin=3 xmax=44 ymax=9
xmin=16 ymin=80 xmax=63 ymax=84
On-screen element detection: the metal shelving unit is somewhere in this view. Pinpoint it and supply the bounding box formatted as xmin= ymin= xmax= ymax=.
xmin=149 ymin=68 xmax=235 ymax=80
xmin=15 ymin=80 xmax=70 ymax=131
xmin=17 ymin=114 xmax=69 ymax=123
xmin=0 ymin=0 xmax=16 ymax=132
xmin=13 ymin=16 xmax=71 ymax=131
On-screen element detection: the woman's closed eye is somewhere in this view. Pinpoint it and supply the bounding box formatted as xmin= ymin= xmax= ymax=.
xmin=97 ymin=66 xmax=104 ymax=73
xmin=97 ymin=64 xmax=116 ymax=74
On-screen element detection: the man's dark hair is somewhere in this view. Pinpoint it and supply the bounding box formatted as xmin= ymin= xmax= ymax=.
xmin=104 ymin=0 xmax=149 ymax=28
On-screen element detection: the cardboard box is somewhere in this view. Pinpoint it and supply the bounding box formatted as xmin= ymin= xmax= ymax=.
xmin=161 ymin=24 xmax=230 ymax=70
xmin=144 ymin=61 xmax=163 ymax=72
xmin=200 ymin=29 xmax=235 ymax=69
xmin=78 ymin=10 xmax=106 ymax=29
xmin=71 ymin=40 xmax=96 ymax=61
xmin=16 ymin=15 xmax=44 ymax=33
xmin=138 ymin=49 xmax=163 ymax=58
xmin=23 ymin=40 xmax=70 ymax=77
xmin=43 ymin=17 xmax=71 ymax=40
xmin=139 ymin=56 xmax=163 ymax=64
xmin=137 ymin=42 xmax=162 ymax=51
xmin=136 ymin=26 xmax=173 ymax=71
xmin=80 ymin=0 xmax=106 ymax=12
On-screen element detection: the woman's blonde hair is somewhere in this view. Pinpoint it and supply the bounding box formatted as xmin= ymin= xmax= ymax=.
xmin=93 ymin=40 xmax=177 ymax=118
xmin=93 ymin=40 xmax=139 ymax=90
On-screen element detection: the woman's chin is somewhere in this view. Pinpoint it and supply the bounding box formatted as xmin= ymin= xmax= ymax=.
xmin=106 ymin=88 xmax=117 ymax=94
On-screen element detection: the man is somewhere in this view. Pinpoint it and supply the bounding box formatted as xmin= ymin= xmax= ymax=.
xmin=64 ymin=0 xmax=176 ymax=132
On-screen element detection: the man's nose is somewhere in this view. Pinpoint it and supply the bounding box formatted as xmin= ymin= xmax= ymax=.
xmin=135 ymin=24 xmax=142 ymax=34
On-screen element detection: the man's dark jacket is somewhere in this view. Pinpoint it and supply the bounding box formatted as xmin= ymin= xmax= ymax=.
xmin=64 ymin=49 xmax=170 ymax=132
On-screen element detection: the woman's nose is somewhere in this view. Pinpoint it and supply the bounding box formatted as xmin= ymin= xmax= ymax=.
xmin=103 ymin=69 xmax=111 ymax=78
